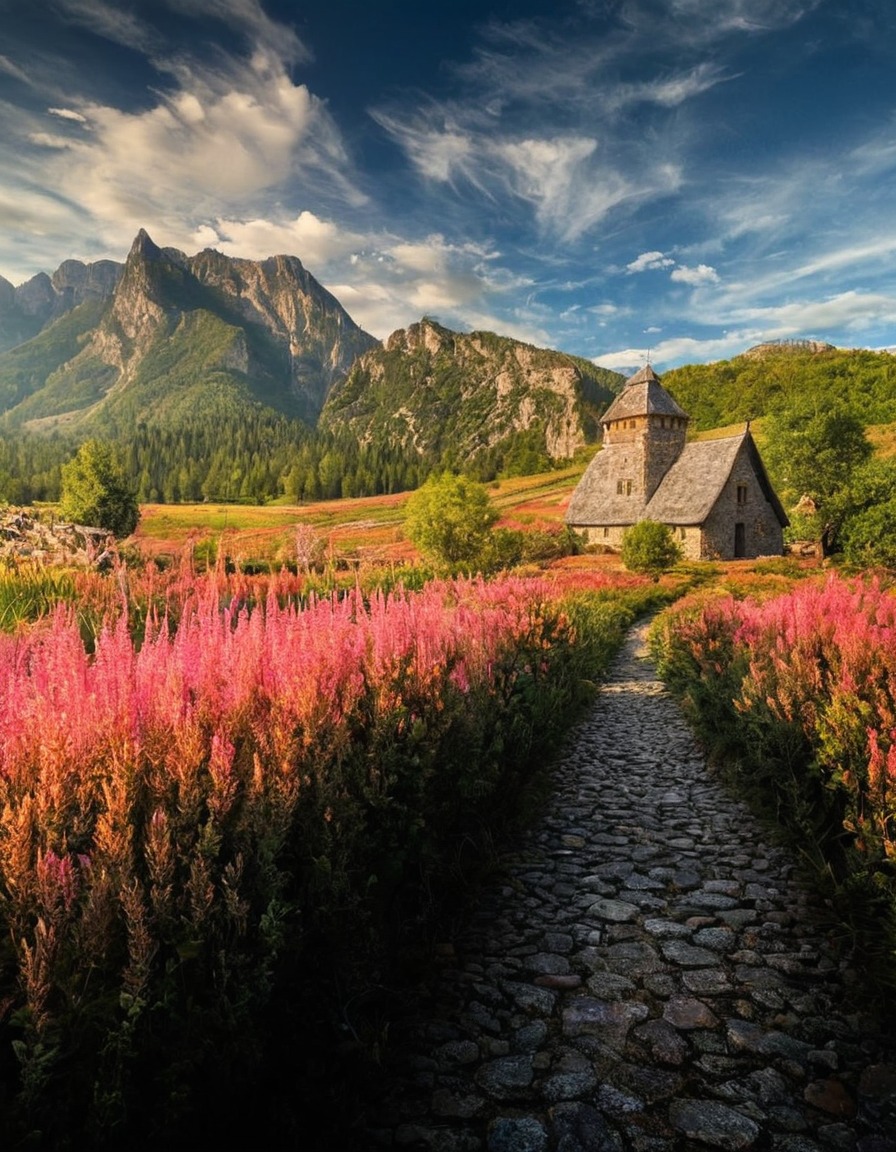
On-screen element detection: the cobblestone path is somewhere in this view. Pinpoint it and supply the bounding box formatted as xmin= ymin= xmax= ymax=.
xmin=363 ymin=620 xmax=896 ymax=1152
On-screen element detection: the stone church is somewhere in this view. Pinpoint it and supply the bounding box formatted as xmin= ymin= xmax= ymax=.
xmin=564 ymin=364 xmax=788 ymax=560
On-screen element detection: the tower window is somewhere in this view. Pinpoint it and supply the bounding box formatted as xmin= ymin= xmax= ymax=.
xmin=737 ymin=484 xmax=748 ymax=505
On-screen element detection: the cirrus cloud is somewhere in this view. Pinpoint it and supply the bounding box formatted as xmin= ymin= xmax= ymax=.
xmin=627 ymin=250 xmax=675 ymax=273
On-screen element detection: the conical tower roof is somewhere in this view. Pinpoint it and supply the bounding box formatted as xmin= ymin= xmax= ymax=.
xmin=601 ymin=363 xmax=688 ymax=423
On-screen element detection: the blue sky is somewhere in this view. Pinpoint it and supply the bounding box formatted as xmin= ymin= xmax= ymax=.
xmin=1 ymin=0 xmax=895 ymax=372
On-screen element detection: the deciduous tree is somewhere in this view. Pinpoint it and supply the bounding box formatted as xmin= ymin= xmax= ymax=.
xmin=403 ymin=473 xmax=499 ymax=572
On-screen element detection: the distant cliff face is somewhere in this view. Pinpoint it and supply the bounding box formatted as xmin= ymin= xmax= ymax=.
xmin=0 ymin=259 xmax=122 ymax=353
xmin=319 ymin=319 xmax=623 ymax=465
xmin=0 ymin=229 xmax=379 ymax=432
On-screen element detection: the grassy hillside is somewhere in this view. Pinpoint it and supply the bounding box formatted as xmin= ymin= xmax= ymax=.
xmin=0 ymin=297 xmax=107 ymax=416
xmin=133 ymin=467 xmax=582 ymax=568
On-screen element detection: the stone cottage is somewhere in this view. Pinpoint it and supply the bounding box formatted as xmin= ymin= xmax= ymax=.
xmin=564 ymin=364 xmax=788 ymax=560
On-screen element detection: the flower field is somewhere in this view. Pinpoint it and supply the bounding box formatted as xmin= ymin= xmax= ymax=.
xmin=652 ymin=573 xmax=896 ymax=988
xmin=0 ymin=560 xmax=661 ymax=1147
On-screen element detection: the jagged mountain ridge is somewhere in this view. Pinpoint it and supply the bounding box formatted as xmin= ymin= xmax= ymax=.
xmin=0 ymin=258 xmax=121 ymax=352
xmin=319 ymin=319 xmax=623 ymax=467
xmin=0 ymin=232 xmax=626 ymax=473
xmin=0 ymin=229 xmax=379 ymax=432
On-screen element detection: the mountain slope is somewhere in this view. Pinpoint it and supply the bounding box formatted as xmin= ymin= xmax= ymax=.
xmin=319 ymin=319 xmax=624 ymax=473
xmin=662 ymin=344 xmax=896 ymax=431
xmin=0 ymin=259 xmax=121 ymax=353
xmin=0 ymin=230 xmax=379 ymax=433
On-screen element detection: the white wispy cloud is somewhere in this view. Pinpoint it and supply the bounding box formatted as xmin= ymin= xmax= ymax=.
xmin=193 ymin=212 xmax=364 ymax=267
xmin=725 ymin=290 xmax=896 ymax=337
xmin=161 ymin=0 xmax=310 ymax=65
xmin=659 ymin=0 xmax=819 ymax=41
xmin=598 ymin=287 xmax=896 ymax=372
xmin=23 ymin=49 xmax=362 ymax=261
xmin=606 ymin=63 xmax=731 ymax=112
xmin=370 ymin=110 xmax=478 ymax=186
xmin=53 ymin=0 xmax=160 ymax=53
xmin=27 ymin=132 xmax=75 ymax=150
xmin=627 ymin=251 xmax=675 ymax=273
xmin=48 ymin=107 xmax=88 ymax=123
xmin=494 ymin=135 xmax=613 ymax=240
xmin=595 ymin=333 xmax=761 ymax=371
xmin=0 ymin=53 xmax=32 ymax=85
xmin=670 ymin=263 xmax=719 ymax=285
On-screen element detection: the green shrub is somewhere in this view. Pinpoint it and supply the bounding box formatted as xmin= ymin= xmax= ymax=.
xmin=621 ymin=520 xmax=682 ymax=580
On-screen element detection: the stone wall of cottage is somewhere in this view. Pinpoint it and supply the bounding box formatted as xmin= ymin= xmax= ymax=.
xmin=700 ymin=452 xmax=784 ymax=559
xmin=642 ymin=416 xmax=688 ymax=501
xmin=599 ymin=414 xmax=688 ymax=513
xmin=581 ymin=525 xmax=629 ymax=551
xmin=581 ymin=522 xmax=704 ymax=559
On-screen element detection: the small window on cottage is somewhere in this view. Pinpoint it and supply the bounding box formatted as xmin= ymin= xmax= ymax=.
xmin=625 ymin=479 xmax=633 ymax=496
xmin=736 ymin=484 xmax=748 ymax=505
xmin=616 ymin=479 xmax=624 ymax=495
xmin=679 ymin=527 xmax=687 ymax=540
xmin=603 ymin=527 xmax=609 ymax=538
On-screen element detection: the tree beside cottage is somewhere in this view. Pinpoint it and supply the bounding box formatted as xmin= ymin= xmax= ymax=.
xmin=564 ymin=364 xmax=788 ymax=560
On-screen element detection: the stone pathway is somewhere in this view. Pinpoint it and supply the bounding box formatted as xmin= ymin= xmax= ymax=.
xmin=362 ymin=620 xmax=896 ymax=1151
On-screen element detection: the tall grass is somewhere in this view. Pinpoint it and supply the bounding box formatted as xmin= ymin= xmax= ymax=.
xmin=0 ymin=565 xmax=644 ymax=1147
xmin=0 ymin=565 xmax=80 ymax=632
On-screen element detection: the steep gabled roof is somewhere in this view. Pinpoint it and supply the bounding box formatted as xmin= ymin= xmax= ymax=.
xmin=600 ymin=363 xmax=688 ymax=423
xmin=645 ymin=431 xmax=789 ymax=526
xmin=565 ymin=429 xmax=790 ymax=529
xmin=564 ymin=449 xmax=642 ymax=526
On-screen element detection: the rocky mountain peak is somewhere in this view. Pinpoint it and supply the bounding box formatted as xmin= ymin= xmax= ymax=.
xmin=0 ymin=228 xmax=380 ymax=428
xmin=15 ymin=272 xmax=55 ymax=316
xmin=129 ymin=228 xmax=164 ymax=262
xmin=51 ymin=259 xmax=122 ymax=306
xmin=386 ymin=318 xmax=452 ymax=357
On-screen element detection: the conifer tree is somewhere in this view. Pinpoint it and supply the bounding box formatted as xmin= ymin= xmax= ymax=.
xmin=59 ymin=439 xmax=140 ymax=537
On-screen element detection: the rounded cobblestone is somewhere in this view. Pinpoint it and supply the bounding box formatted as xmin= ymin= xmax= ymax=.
xmin=365 ymin=622 xmax=896 ymax=1150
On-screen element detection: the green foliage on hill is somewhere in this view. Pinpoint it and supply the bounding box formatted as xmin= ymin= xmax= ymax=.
xmin=662 ymin=347 xmax=896 ymax=432
xmin=0 ymin=297 xmax=107 ymax=414
xmin=661 ymin=346 xmax=896 ymax=560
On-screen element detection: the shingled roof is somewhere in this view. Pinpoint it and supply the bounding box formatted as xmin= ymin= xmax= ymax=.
xmin=565 ymin=430 xmax=790 ymax=529
xmin=565 ymin=450 xmax=640 ymax=525
xmin=600 ymin=363 xmax=688 ymax=424
xmin=646 ymin=431 xmax=788 ymax=526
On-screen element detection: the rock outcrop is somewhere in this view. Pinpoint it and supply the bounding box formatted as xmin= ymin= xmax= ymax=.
xmin=320 ymin=318 xmax=624 ymax=466
xmin=0 ymin=507 xmax=115 ymax=567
